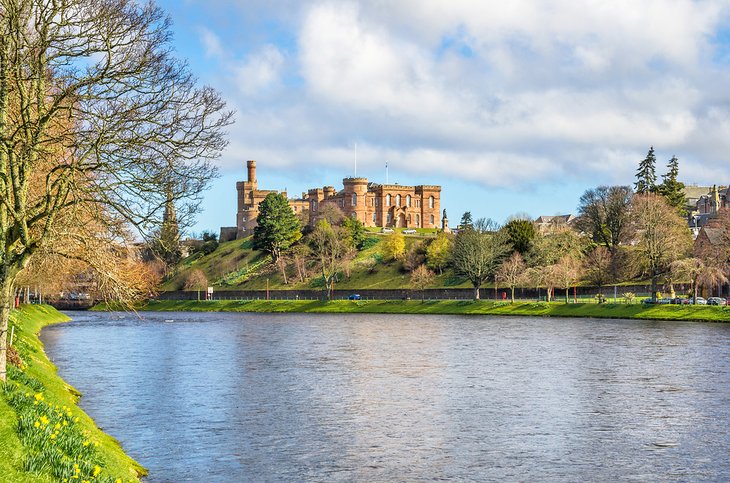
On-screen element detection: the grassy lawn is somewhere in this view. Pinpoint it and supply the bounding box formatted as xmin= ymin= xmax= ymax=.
xmin=105 ymin=299 xmax=730 ymax=322
xmin=1 ymin=305 xmax=145 ymax=482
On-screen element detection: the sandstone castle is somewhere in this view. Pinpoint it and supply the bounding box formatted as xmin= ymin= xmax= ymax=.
xmin=220 ymin=161 xmax=442 ymax=241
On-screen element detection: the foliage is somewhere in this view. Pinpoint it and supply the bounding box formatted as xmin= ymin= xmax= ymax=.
xmin=496 ymin=252 xmax=526 ymax=303
xmin=451 ymin=223 xmax=510 ymax=299
xmin=195 ymin=231 xmax=220 ymax=256
xmin=253 ymin=193 xmax=302 ymax=261
xmin=549 ymin=255 xmax=583 ymax=303
xmin=635 ymin=146 xmax=658 ymax=194
xmin=342 ymin=216 xmax=366 ymax=250
xmin=426 ymin=232 xmax=453 ymax=275
xmin=575 ymin=186 xmax=633 ymax=250
xmin=503 ymin=219 xmax=536 ymax=254
xmin=657 ymin=156 xmax=687 ymax=215
xmin=528 ymin=227 xmax=587 ymax=267
xmin=183 ymin=269 xmax=208 ymax=292
xmin=402 ymin=241 xmax=426 ymax=272
xmin=381 ymin=232 xmax=406 ymax=262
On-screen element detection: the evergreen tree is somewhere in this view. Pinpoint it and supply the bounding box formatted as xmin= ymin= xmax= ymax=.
xmin=503 ymin=218 xmax=537 ymax=254
xmin=459 ymin=212 xmax=473 ymax=229
xmin=657 ymin=156 xmax=687 ymax=215
xmin=253 ymin=193 xmax=302 ymax=261
xmin=342 ymin=216 xmax=366 ymax=250
xmin=634 ymin=147 xmax=657 ymax=194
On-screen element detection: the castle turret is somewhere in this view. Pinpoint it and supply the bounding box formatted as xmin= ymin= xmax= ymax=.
xmin=247 ymin=160 xmax=257 ymax=184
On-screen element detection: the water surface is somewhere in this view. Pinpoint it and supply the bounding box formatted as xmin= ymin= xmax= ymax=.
xmin=42 ymin=311 xmax=730 ymax=481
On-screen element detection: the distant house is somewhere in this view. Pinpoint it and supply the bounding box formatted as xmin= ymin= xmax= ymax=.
xmin=686 ymin=185 xmax=729 ymax=234
xmin=534 ymin=214 xmax=576 ymax=233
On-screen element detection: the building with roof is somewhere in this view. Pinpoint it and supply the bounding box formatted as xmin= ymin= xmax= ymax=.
xmin=220 ymin=161 xmax=442 ymax=241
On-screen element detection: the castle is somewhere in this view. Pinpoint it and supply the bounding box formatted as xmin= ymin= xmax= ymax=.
xmin=220 ymin=161 xmax=442 ymax=241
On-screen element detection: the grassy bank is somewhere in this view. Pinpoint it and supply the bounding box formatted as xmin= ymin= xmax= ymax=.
xmin=1 ymin=305 xmax=145 ymax=482
xmin=99 ymin=299 xmax=730 ymax=322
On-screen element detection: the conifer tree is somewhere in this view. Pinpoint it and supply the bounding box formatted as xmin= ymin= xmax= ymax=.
xmin=253 ymin=193 xmax=302 ymax=261
xmin=634 ymin=147 xmax=658 ymax=194
xmin=657 ymin=156 xmax=687 ymax=215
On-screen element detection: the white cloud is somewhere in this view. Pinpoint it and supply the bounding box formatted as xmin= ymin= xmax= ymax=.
xmin=195 ymin=0 xmax=730 ymax=195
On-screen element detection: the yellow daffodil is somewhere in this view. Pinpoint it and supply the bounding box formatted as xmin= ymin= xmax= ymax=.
xmin=34 ymin=393 xmax=44 ymax=401
xmin=34 ymin=421 xmax=40 ymax=428
xmin=93 ymin=465 xmax=101 ymax=476
xmin=39 ymin=415 xmax=49 ymax=425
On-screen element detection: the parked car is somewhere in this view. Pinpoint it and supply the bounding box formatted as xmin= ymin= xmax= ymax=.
xmin=381 ymin=228 xmax=394 ymax=234
xmin=689 ymin=297 xmax=707 ymax=305
xmin=403 ymin=229 xmax=417 ymax=234
xmin=641 ymin=298 xmax=657 ymax=304
xmin=672 ymin=297 xmax=690 ymax=305
xmin=657 ymin=297 xmax=674 ymax=304
xmin=707 ymin=297 xmax=726 ymax=306
xmin=347 ymin=294 xmax=361 ymax=300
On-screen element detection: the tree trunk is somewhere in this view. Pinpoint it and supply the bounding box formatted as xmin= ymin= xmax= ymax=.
xmin=474 ymin=285 xmax=480 ymax=300
xmin=651 ymin=276 xmax=658 ymax=301
xmin=0 ymin=277 xmax=13 ymax=383
xmin=510 ymin=287 xmax=515 ymax=303
xmin=565 ymin=287 xmax=569 ymax=304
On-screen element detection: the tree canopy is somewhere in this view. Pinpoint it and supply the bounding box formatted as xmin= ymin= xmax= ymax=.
xmin=503 ymin=218 xmax=536 ymax=254
xmin=657 ymin=156 xmax=687 ymax=215
xmin=452 ymin=220 xmax=509 ymax=299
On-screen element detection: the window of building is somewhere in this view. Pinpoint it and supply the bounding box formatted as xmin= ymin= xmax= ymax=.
xmin=396 ymin=194 xmax=402 ymax=206
xmin=387 ymin=212 xmax=392 ymax=224
xmin=352 ymin=212 xmax=357 ymax=220
xmin=352 ymin=194 xmax=357 ymax=206
xmin=372 ymin=213 xmax=376 ymax=223
xmin=416 ymin=214 xmax=420 ymax=227
xmin=312 ymin=201 xmax=318 ymax=211
xmin=386 ymin=194 xmax=391 ymax=206
xmin=375 ymin=198 xmax=380 ymax=207
xmin=429 ymin=196 xmax=434 ymax=209
xmin=406 ymin=195 xmax=411 ymax=207
xmin=430 ymin=214 xmax=435 ymax=225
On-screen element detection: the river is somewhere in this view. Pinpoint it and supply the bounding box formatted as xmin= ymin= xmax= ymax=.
xmin=41 ymin=311 xmax=730 ymax=482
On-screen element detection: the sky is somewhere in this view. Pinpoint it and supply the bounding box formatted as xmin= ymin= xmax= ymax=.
xmin=154 ymin=0 xmax=730 ymax=235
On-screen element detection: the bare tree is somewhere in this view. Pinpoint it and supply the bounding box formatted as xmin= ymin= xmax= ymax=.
xmin=183 ymin=269 xmax=208 ymax=301
xmin=576 ymin=186 xmax=633 ymax=250
xmin=451 ymin=219 xmax=509 ymax=300
xmin=410 ymin=264 xmax=435 ymax=301
xmin=629 ymin=194 xmax=693 ymax=301
xmin=670 ymin=258 xmax=727 ymax=302
xmin=308 ymin=220 xmax=350 ymax=300
xmin=0 ymin=1 xmax=232 ymax=381
xmin=583 ymin=246 xmax=612 ymax=296
xmin=496 ymin=252 xmax=526 ymax=303
xmin=551 ymin=255 xmax=583 ymax=303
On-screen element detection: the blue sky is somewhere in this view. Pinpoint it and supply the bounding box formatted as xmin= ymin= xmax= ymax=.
xmin=156 ymin=0 xmax=730 ymax=235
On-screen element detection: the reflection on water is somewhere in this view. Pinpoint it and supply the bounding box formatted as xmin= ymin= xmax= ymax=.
xmin=42 ymin=312 xmax=730 ymax=481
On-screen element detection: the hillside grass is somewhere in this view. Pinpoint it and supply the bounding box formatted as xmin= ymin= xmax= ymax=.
xmin=1 ymin=305 xmax=145 ymax=482
xmin=164 ymin=235 xmax=472 ymax=291
xmin=103 ymin=299 xmax=730 ymax=322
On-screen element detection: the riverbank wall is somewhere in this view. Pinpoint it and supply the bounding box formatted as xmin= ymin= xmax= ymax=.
xmin=1 ymin=305 xmax=145 ymax=482
xmin=113 ymin=299 xmax=730 ymax=322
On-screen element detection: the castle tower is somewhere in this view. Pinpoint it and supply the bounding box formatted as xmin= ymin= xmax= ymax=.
xmin=343 ymin=177 xmax=369 ymax=223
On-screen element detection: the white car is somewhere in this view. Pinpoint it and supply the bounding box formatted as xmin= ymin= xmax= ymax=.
xmin=403 ymin=229 xmax=417 ymax=234
xmin=381 ymin=228 xmax=394 ymax=234
xmin=689 ymin=297 xmax=707 ymax=305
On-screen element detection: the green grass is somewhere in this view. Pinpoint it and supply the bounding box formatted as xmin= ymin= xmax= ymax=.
xmin=165 ymin=235 xmax=473 ymax=291
xmin=101 ymin=299 xmax=730 ymax=322
xmin=1 ymin=305 xmax=145 ymax=482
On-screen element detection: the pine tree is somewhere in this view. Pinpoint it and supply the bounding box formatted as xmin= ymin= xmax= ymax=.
xmin=657 ymin=155 xmax=687 ymax=215
xmin=253 ymin=193 xmax=302 ymax=261
xmin=634 ymin=147 xmax=657 ymax=194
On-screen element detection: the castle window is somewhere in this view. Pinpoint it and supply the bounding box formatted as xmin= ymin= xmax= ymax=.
xmin=396 ymin=194 xmax=402 ymax=206
xmin=352 ymin=212 xmax=357 ymax=220
xmin=352 ymin=194 xmax=357 ymax=206
xmin=375 ymin=198 xmax=380 ymax=207
xmin=386 ymin=194 xmax=391 ymax=206
xmin=429 ymin=196 xmax=434 ymax=209
xmin=430 ymin=214 xmax=435 ymax=225
xmin=416 ymin=214 xmax=420 ymax=227
xmin=372 ymin=213 xmax=376 ymax=223
xmin=406 ymin=195 xmax=411 ymax=207
xmin=387 ymin=212 xmax=392 ymax=224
